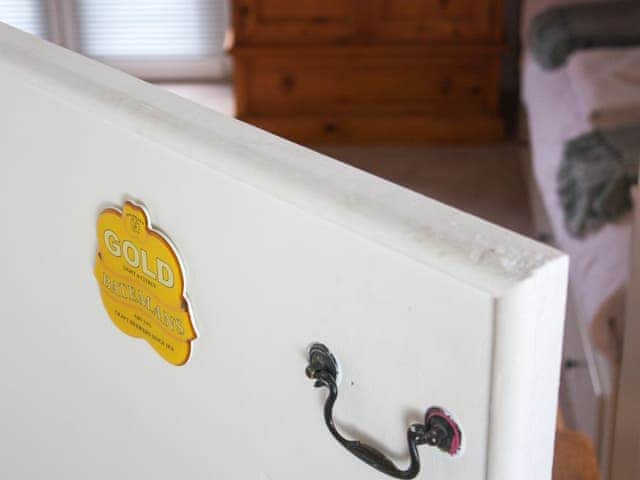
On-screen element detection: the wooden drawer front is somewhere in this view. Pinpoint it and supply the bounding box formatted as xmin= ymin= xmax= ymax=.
xmin=240 ymin=54 xmax=499 ymax=116
xmin=369 ymin=0 xmax=500 ymax=43
xmin=234 ymin=0 xmax=359 ymax=45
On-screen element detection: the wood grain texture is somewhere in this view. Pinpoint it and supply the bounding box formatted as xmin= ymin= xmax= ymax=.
xmin=238 ymin=112 xmax=504 ymax=143
xmin=235 ymin=49 xmax=501 ymax=116
xmin=368 ymin=0 xmax=499 ymax=43
xmin=232 ymin=0 xmax=505 ymax=143
xmin=233 ymin=0 xmax=360 ymax=45
xmin=553 ymin=431 xmax=601 ymax=480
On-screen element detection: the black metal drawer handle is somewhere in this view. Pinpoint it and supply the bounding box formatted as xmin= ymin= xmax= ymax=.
xmin=305 ymin=343 xmax=462 ymax=479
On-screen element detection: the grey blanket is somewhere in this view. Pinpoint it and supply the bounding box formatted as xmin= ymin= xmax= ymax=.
xmin=559 ymin=124 xmax=640 ymax=237
xmin=529 ymin=1 xmax=640 ymax=70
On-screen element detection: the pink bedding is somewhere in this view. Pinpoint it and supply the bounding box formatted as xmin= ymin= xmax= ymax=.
xmin=567 ymin=47 xmax=640 ymax=128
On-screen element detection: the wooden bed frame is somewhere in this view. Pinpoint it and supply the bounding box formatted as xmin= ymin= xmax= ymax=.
xmin=610 ymin=186 xmax=640 ymax=479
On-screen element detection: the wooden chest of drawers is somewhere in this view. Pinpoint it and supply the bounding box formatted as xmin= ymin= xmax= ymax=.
xmin=232 ymin=0 xmax=505 ymax=143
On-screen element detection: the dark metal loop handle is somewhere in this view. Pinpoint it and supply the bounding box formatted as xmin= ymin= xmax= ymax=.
xmin=305 ymin=343 xmax=462 ymax=479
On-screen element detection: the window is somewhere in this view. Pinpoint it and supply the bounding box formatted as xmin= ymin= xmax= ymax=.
xmin=0 ymin=0 xmax=230 ymax=80
xmin=0 ymin=1 xmax=50 ymax=39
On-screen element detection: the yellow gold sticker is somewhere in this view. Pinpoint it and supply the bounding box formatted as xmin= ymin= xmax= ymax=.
xmin=94 ymin=201 xmax=196 ymax=366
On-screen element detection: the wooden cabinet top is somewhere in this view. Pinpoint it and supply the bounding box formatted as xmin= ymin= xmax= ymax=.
xmin=233 ymin=0 xmax=505 ymax=46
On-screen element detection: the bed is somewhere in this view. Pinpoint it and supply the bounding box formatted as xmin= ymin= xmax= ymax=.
xmin=520 ymin=0 xmax=632 ymax=477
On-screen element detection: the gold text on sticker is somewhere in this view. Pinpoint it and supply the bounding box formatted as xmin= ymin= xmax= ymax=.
xmin=94 ymin=201 xmax=196 ymax=366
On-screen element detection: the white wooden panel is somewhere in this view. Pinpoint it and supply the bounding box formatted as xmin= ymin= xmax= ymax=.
xmin=0 ymin=23 xmax=567 ymax=480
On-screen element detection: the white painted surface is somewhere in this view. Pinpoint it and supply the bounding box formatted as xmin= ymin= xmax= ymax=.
xmin=0 ymin=23 xmax=568 ymax=480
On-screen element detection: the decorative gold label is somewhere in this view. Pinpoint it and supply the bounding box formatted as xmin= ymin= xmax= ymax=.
xmin=94 ymin=201 xmax=196 ymax=366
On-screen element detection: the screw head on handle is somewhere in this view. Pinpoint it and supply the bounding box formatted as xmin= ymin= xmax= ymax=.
xmin=424 ymin=407 xmax=463 ymax=456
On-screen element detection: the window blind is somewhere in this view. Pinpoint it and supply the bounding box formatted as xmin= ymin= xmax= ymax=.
xmin=74 ymin=0 xmax=228 ymax=60
xmin=0 ymin=0 xmax=49 ymax=39
xmin=0 ymin=0 xmax=230 ymax=80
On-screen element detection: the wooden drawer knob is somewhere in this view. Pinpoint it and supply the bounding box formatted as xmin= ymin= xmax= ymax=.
xmin=280 ymin=74 xmax=296 ymax=93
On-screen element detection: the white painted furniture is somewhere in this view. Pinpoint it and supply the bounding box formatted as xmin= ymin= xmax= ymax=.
xmin=0 ymin=23 xmax=567 ymax=480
